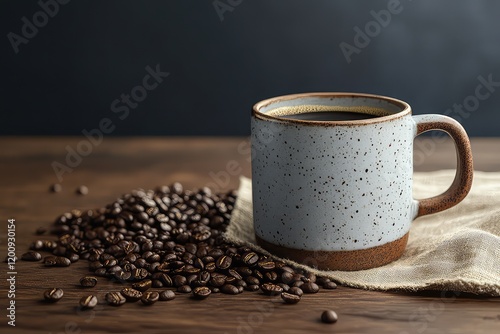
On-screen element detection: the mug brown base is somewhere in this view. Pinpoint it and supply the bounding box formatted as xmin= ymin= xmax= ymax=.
xmin=255 ymin=233 xmax=409 ymax=271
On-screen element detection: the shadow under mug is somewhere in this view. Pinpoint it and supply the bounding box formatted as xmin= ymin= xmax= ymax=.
xmin=251 ymin=92 xmax=473 ymax=271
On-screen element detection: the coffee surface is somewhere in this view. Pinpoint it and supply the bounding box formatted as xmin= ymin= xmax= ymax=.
xmin=279 ymin=111 xmax=378 ymax=121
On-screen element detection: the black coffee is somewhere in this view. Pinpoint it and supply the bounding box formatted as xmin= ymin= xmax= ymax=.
xmin=281 ymin=111 xmax=378 ymax=121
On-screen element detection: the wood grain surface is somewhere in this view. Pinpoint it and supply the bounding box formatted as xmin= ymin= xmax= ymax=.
xmin=0 ymin=137 xmax=499 ymax=334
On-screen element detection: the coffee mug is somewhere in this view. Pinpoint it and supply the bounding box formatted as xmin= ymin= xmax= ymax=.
xmin=251 ymin=92 xmax=473 ymax=270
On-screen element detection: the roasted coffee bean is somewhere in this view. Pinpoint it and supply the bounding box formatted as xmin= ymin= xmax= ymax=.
xmin=227 ymin=269 xmax=242 ymax=280
xmin=80 ymin=276 xmax=98 ymax=287
xmin=277 ymin=283 xmax=290 ymax=292
xmin=220 ymin=284 xmax=239 ymax=295
xmin=121 ymin=287 xmax=143 ymax=302
xmin=46 ymin=256 xmax=71 ymax=267
xmin=44 ymin=288 xmax=63 ymax=302
xmin=131 ymin=268 xmax=149 ymax=281
xmin=321 ymin=310 xmax=338 ymax=324
xmin=242 ymin=252 xmax=259 ymax=266
xmin=323 ymin=281 xmax=338 ymax=289
xmin=192 ymin=286 xmax=211 ymax=299
xmin=261 ymin=283 xmax=283 ymax=296
xmin=68 ymin=253 xmax=80 ymax=263
xmin=113 ymin=270 xmax=131 ymax=282
xmin=21 ymin=251 xmax=42 ymax=261
xmin=281 ymin=272 xmax=294 ymax=284
xmin=50 ymin=183 xmax=62 ymax=193
xmin=159 ymin=290 xmax=176 ymax=301
xmin=301 ymin=282 xmax=320 ymax=294
xmin=76 ymin=185 xmax=89 ymax=195
xmin=245 ymin=276 xmax=260 ymax=286
xmin=132 ymin=279 xmax=152 ymax=292
xmin=79 ymin=295 xmax=98 ymax=309
xmin=246 ymin=284 xmax=260 ymax=292
xmin=257 ymin=259 xmax=275 ymax=271
xmin=288 ymin=287 xmax=303 ymax=297
xmin=265 ymin=271 xmax=278 ymax=282
xmin=177 ymin=285 xmax=192 ymax=293
xmin=216 ymin=255 xmax=232 ymax=270
xmin=106 ymin=292 xmax=126 ymax=306
xmin=173 ymin=275 xmax=187 ymax=287
xmin=281 ymin=292 xmax=301 ymax=304
xmin=210 ymin=286 xmax=220 ymax=293
xmin=209 ymin=273 xmax=226 ymax=287
xmin=36 ymin=226 xmax=47 ymax=235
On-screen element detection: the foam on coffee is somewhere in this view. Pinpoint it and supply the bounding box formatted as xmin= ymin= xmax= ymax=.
xmin=266 ymin=105 xmax=391 ymax=119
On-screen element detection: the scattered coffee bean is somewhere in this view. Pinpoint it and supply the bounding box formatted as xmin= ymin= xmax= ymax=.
xmin=177 ymin=285 xmax=192 ymax=293
xmin=159 ymin=290 xmax=176 ymax=301
xmin=281 ymin=292 xmax=301 ymax=304
xmin=23 ymin=183 xmax=340 ymax=311
xmin=323 ymin=281 xmax=338 ymax=289
xmin=301 ymin=282 xmax=320 ymax=294
xmin=36 ymin=226 xmax=47 ymax=235
xmin=80 ymin=276 xmax=98 ymax=288
xmin=321 ymin=310 xmax=338 ymax=324
xmin=76 ymin=185 xmax=89 ymax=195
xmin=141 ymin=291 xmax=159 ymax=305
xmin=50 ymin=183 xmax=62 ymax=193
xmin=44 ymin=288 xmax=63 ymax=302
xmin=106 ymin=292 xmax=126 ymax=306
xmin=261 ymin=283 xmax=283 ymax=296
xmin=220 ymin=284 xmax=239 ymax=295
xmin=79 ymin=295 xmax=98 ymax=309
xmin=192 ymin=286 xmax=211 ymax=299
xmin=21 ymin=251 xmax=42 ymax=261
xmin=121 ymin=287 xmax=143 ymax=302
xmin=288 ymin=287 xmax=303 ymax=297
xmin=132 ymin=279 xmax=152 ymax=292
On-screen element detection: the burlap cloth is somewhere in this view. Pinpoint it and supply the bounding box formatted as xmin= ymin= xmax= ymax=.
xmin=226 ymin=171 xmax=500 ymax=296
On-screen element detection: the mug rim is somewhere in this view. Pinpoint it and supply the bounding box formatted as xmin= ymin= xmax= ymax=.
xmin=252 ymin=92 xmax=412 ymax=126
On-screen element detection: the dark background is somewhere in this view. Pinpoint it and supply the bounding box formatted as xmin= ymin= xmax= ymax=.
xmin=1 ymin=0 xmax=499 ymax=136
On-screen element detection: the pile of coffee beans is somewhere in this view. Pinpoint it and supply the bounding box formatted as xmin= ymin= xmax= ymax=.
xmin=23 ymin=183 xmax=338 ymax=313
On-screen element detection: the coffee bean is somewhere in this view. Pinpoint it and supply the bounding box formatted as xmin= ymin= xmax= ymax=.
xmin=45 ymin=256 xmax=71 ymax=267
xmin=220 ymin=284 xmax=239 ymax=295
xmin=76 ymin=185 xmax=89 ymax=195
xmin=177 ymin=285 xmax=192 ymax=293
xmin=132 ymin=279 xmax=152 ymax=292
xmin=261 ymin=283 xmax=283 ymax=296
xmin=159 ymin=290 xmax=176 ymax=301
xmin=277 ymin=283 xmax=290 ymax=292
xmin=105 ymin=292 xmax=126 ymax=306
xmin=288 ymin=287 xmax=303 ymax=297
xmin=257 ymin=259 xmax=275 ymax=271
xmin=36 ymin=226 xmax=47 ymax=235
xmin=301 ymin=282 xmax=320 ymax=294
xmin=323 ymin=281 xmax=338 ymax=289
xmin=242 ymin=252 xmax=259 ymax=266
xmin=281 ymin=272 xmax=294 ymax=284
xmin=50 ymin=183 xmax=62 ymax=193
xmin=246 ymin=284 xmax=260 ymax=292
xmin=216 ymin=255 xmax=232 ymax=270
xmin=141 ymin=291 xmax=159 ymax=305
xmin=281 ymin=292 xmax=301 ymax=304
xmin=173 ymin=275 xmax=187 ymax=287
xmin=79 ymin=295 xmax=98 ymax=309
xmin=80 ymin=276 xmax=98 ymax=287
xmin=192 ymin=286 xmax=211 ymax=299
xmin=44 ymin=288 xmax=63 ymax=302
xmin=321 ymin=310 xmax=338 ymax=324
xmin=21 ymin=251 xmax=42 ymax=261
xmin=121 ymin=287 xmax=143 ymax=302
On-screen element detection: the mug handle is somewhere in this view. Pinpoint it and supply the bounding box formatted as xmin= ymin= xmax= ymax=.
xmin=412 ymin=115 xmax=474 ymax=218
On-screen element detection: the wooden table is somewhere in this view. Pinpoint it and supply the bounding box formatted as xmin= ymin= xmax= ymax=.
xmin=0 ymin=137 xmax=498 ymax=334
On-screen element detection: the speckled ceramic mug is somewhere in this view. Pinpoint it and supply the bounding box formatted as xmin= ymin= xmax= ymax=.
xmin=251 ymin=92 xmax=473 ymax=270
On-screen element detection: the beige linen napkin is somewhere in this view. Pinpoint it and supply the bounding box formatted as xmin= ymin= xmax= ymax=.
xmin=226 ymin=171 xmax=500 ymax=296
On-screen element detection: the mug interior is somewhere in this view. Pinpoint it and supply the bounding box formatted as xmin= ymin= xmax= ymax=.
xmin=254 ymin=93 xmax=410 ymax=124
